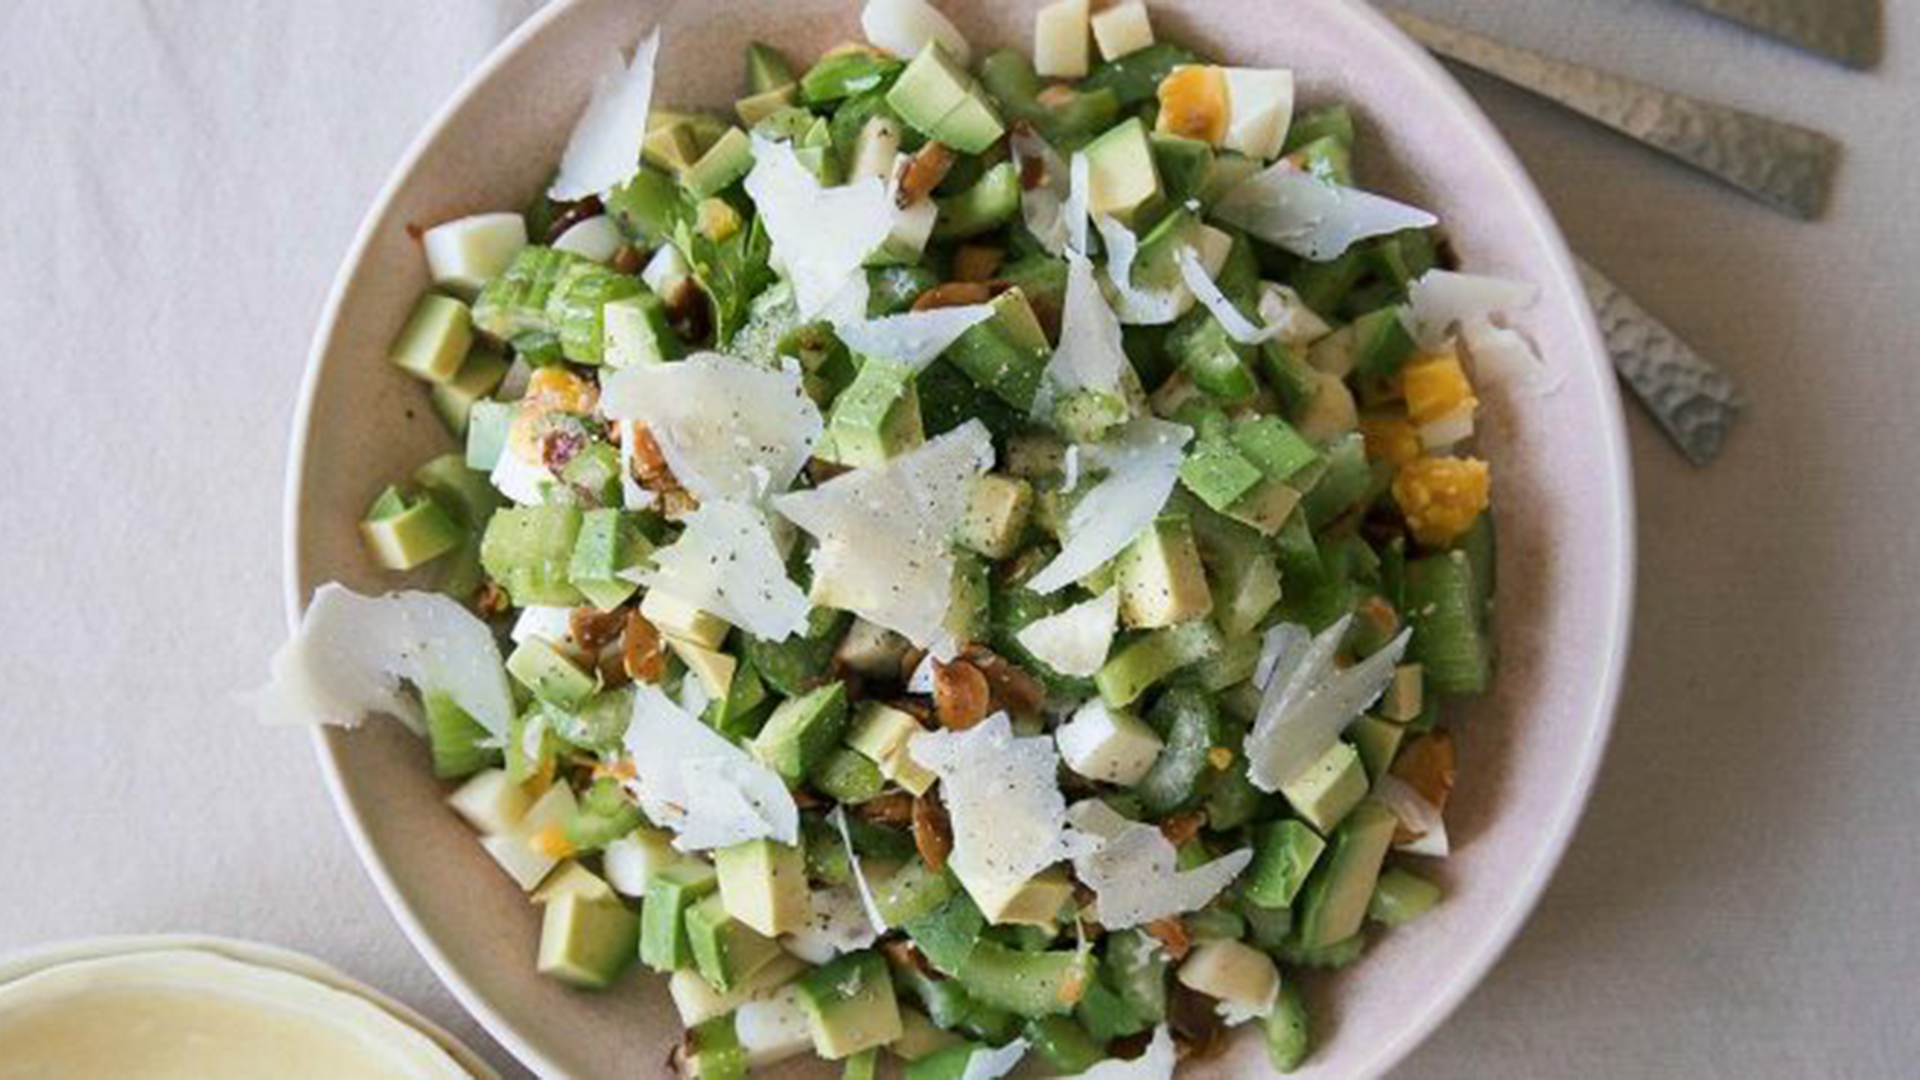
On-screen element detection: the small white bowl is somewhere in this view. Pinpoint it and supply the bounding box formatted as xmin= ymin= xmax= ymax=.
xmin=285 ymin=1 xmax=1635 ymax=1076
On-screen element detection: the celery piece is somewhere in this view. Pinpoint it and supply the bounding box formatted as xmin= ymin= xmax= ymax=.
xmin=505 ymin=706 xmax=558 ymax=786
xmin=867 ymin=265 xmax=939 ymax=316
xmin=565 ymin=777 xmax=644 ymax=852
xmin=567 ymin=508 xmax=652 ymax=611
xmin=1289 ymin=247 xmax=1368 ymax=318
xmin=977 ymin=49 xmax=1045 ymax=124
xmin=1075 ymin=981 xmax=1146 ymax=1043
xmin=955 ymin=941 xmax=1092 ymax=1019
xmin=904 ymin=891 xmax=986 ymax=978
xmin=932 ymin=162 xmax=1021 ymax=241
xmin=388 ymin=294 xmax=474 ymax=385
xmin=1025 ymin=1016 xmax=1107 ymax=1074
xmin=1232 ymin=415 xmax=1319 ymax=483
xmin=559 ymin=443 xmax=624 ymax=508
xmin=1368 ymin=867 xmax=1442 ymax=927
xmin=1263 ymin=981 xmax=1312 ymax=1073
xmin=550 ymin=686 xmax=635 ymax=754
xmin=1203 ymin=752 xmax=1266 ymax=831
xmin=1096 ymin=620 xmax=1223 ymax=709
xmin=640 ymin=862 xmax=720 ymax=972
xmin=801 ymin=51 xmax=903 ymax=105
xmin=1104 ymin=928 xmax=1169 ymax=1025
xmin=1134 ymin=686 xmax=1225 ymax=816
xmin=1272 ymin=931 xmax=1366 ymax=970
xmin=360 ymin=486 xmax=463 ymax=571
xmin=474 ymin=246 xmax=579 ymax=342
xmin=545 ymin=259 xmax=643 ymax=366
xmin=463 ymin=400 xmax=515 ymax=472
xmin=891 ymin=964 xmax=979 ymax=1031
xmin=1169 ymin=306 xmax=1258 ymax=404
xmin=1301 ymin=433 xmax=1376 ymax=529
xmin=1405 ymin=550 xmax=1490 ymax=696
xmin=430 ymin=345 xmax=509 ymax=436
xmin=424 ymin=691 xmax=500 ymax=779
xmin=1081 ymin=41 xmax=1200 ymax=107
xmin=1042 ymin=87 xmax=1123 ymax=150
xmin=1261 ymin=339 xmax=1319 ymax=416
xmin=1181 ymin=436 xmax=1265 ymax=513
xmin=480 ymin=504 xmax=586 ymax=606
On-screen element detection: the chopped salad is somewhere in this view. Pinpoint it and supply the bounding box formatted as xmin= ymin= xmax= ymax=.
xmin=265 ymin=0 xmax=1543 ymax=1075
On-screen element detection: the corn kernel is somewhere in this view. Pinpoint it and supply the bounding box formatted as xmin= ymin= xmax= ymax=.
xmin=1360 ymin=412 xmax=1423 ymax=468
xmin=1402 ymin=351 xmax=1477 ymax=427
xmin=1155 ymin=65 xmax=1230 ymax=145
xmin=1392 ymin=456 xmax=1491 ymax=547
xmin=696 ymin=197 xmax=741 ymax=243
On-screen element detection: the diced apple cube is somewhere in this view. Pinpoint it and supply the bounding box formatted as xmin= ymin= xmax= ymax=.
xmin=1092 ymin=2 xmax=1155 ymax=61
xmin=1034 ymin=0 xmax=1091 ymax=78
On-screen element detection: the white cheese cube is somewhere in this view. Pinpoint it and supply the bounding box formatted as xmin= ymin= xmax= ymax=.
xmin=446 ymin=769 xmax=531 ymax=835
xmin=1056 ymin=699 xmax=1164 ymax=785
xmin=1092 ymin=2 xmax=1155 ymax=61
xmin=1221 ymin=69 xmax=1296 ymax=161
xmin=422 ymin=212 xmax=528 ymax=298
xmin=735 ymin=985 xmax=815 ymax=1067
xmin=1035 ymin=0 xmax=1091 ymax=78
xmin=550 ymin=214 xmax=624 ymax=263
xmin=1177 ymin=939 xmax=1280 ymax=1020
xmin=641 ymin=242 xmax=691 ymax=296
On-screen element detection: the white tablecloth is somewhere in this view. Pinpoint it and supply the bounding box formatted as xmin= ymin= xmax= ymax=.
xmin=3 ymin=1 xmax=1915 ymax=1076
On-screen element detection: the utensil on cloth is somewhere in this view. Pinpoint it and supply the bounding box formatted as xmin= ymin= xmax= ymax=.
xmin=1670 ymin=0 xmax=1881 ymax=69
xmin=1578 ymin=258 xmax=1746 ymax=467
xmin=1387 ymin=8 xmax=1841 ymax=220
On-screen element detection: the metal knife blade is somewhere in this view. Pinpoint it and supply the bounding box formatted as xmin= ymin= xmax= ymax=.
xmin=1387 ymin=8 xmax=1842 ymax=220
xmin=1578 ymin=259 xmax=1746 ymax=467
xmin=1670 ymin=0 xmax=1881 ymax=69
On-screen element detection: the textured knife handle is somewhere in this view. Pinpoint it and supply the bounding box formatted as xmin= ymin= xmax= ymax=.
xmin=1388 ymin=9 xmax=1842 ymax=220
xmin=1578 ymin=259 xmax=1745 ymax=467
xmin=1672 ymin=0 xmax=1881 ymax=70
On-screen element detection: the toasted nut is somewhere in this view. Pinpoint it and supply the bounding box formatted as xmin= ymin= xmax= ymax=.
xmin=474 ymin=581 xmax=511 ymax=620
xmin=1145 ymin=917 xmax=1192 ymax=961
xmin=1167 ymin=983 xmax=1229 ymax=1061
xmin=912 ymin=792 xmax=954 ymax=872
xmin=570 ymin=607 xmax=628 ymax=652
xmin=1159 ymin=811 xmax=1206 ymax=847
xmin=855 ymin=791 xmax=915 ymax=827
xmin=932 ymin=658 xmax=992 ymax=730
xmin=881 ymin=939 xmax=935 ymax=977
xmin=609 ymin=244 xmax=645 ymax=275
xmin=544 ymin=195 xmax=604 ymax=244
xmin=952 ymin=244 xmax=1006 ymax=283
xmin=896 ymin=141 xmax=957 ymax=208
xmin=621 ymin=609 xmax=667 ymax=683
xmin=659 ymin=489 xmax=700 ymax=520
xmin=912 ymin=281 xmax=996 ymax=312
xmin=963 ymin=646 xmax=1046 ymax=721
xmin=1390 ymin=731 xmax=1456 ymax=843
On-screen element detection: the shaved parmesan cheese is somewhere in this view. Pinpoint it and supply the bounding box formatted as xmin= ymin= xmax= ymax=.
xmin=510 ymin=606 xmax=574 ymax=647
xmin=643 ymin=499 xmax=810 ymax=641
xmin=836 ymin=304 xmax=996 ymax=369
xmin=1066 ymin=801 xmax=1252 ymax=929
xmin=1245 ymin=618 xmax=1412 ymax=792
xmin=745 ymin=135 xmax=894 ymax=319
xmin=774 ymin=421 xmax=995 ymax=651
xmin=1214 ymin=162 xmax=1438 ymax=261
xmin=1036 ymin=252 xmax=1140 ymax=419
xmin=550 ymin=30 xmax=660 ymax=200
xmin=1177 ymin=246 xmax=1277 ymax=344
xmin=963 ymin=1039 xmax=1029 ymax=1080
xmin=1374 ymin=774 xmax=1450 ymax=857
xmin=622 ymin=684 xmax=798 ymax=851
xmin=1027 ymin=417 xmax=1192 ymax=594
xmin=783 ymin=883 xmax=879 ymax=965
xmin=1015 ymin=588 xmax=1119 ymax=678
xmin=1066 ymin=152 xmax=1092 ymax=256
xmin=1065 ymin=1025 xmax=1177 ymax=1079
xmin=490 ymin=446 xmax=550 ymax=506
xmin=831 ymin=805 xmax=891 ymax=937
xmin=1062 ymin=444 xmax=1081 ymax=492
xmin=863 ymin=0 xmax=972 ymax=65
xmin=1256 ymin=282 xmax=1333 ymax=347
xmin=550 ymin=214 xmax=624 ymax=263
xmin=601 ymin=352 xmax=822 ymax=502
xmin=1408 ymin=270 xmax=1558 ymax=394
xmin=252 ymin=585 xmax=514 ymax=738
xmin=1094 ymin=215 xmax=1232 ymax=326
xmin=1012 ymin=129 xmax=1071 ymax=256
xmin=907 ymin=652 xmax=938 ymax=694
xmin=908 ymin=714 xmax=1096 ymax=915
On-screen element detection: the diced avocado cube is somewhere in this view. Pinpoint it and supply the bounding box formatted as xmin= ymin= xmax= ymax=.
xmin=834 ymin=619 xmax=912 ymax=680
xmin=736 ymin=84 xmax=798 ymax=127
xmin=1232 ymin=414 xmax=1318 ymax=481
xmin=668 ymin=636 xmax=739 ymax=701
xmin=743 ymin=608 xmax=850 ymax=696
xmin=640 ymin=589 xmax=731 ymax=649
xmin=1243 ymin=819 xmax=1327 ymax=909
xmin=797 ymin=952 xmax=904 ymax=1060
xmin=957 ymin=474 xmax=1034 ymax=559
xmin=706 ymin=661 xmax=773 ymax=743
xmin=681 ymin=1015 xmax=749 ymax=1079
xmin=1350 ymin=305 xmax=1417 ymax=380
xmin=887 ymin=43 xmax=1005 ymax=154
xmin=464 ymin=399 xmax=516 ymax=472
xmin=872 ymin=860 xmax=959 ymax=928
xmin=1083 ymin=117 xmax=1161 ymax=221
xmin=1151 ymin=134 xmax=1215 ymax=208
xmin=932 ymin=162 xmax=1021 ymax=241
xmin=507 ymin=637 xmax=598 ymax=710
xmin=360 ymin=486 xmax=464 ymax=571
xmin=1175 ymin=939 xmax=1279 ymax=1019
xmin=644 ymin=115 xmax=706 ymax=174
xmin=429 ymin=345 xmax=510 ymax=436
xmin=715 ymin=839 xmax=810 ymax=938
xmin=640 ymin=861 xmax=720 ymax=972
xmin=822 ymin=359 xmax=924 ymax=467
xmin=1351 ymin=715 xmax=1407 ymax=783
xmin=686 ymin=892 xmax=787 ymax=993
xmin=602 ymin=291 xmax=679 ymax=369
xmin=1296 ymin=800 xmax=1397 ymax=947
xmin=1180 ymin=438 xmax=1265 ymax=514
xmin=846 ymin=702 xmax=937 ymax=795
xmin=1116 ymin=514 xmax=1212 ymax=629
xmin=813 ymin=747 xmax=887 ymax=804
xmin=750 ymin=681 xmax=851 ymax=783
xmin=388 ymin=293 xmax=474 ymax=384
xmin=971 ymin=866 xmax=1074 ymax=928
xmin=1368 ymin=867 xmax=1443 ymax=927
xmin=566 ymin=509 xmax=652 ymax=611
xmin=1095 ymin=619 xmax=1221 ymax=708
xmin=944 ymin=550 xmax=992 ymax=645
xmin=746 ymin=41 xmax=796 ymax=95
xmin=481 ymin=504 xmax=585 ymax=606
xmin=1280 ymin=740 xmax=1370 ymax=834
xmin=424 ymin=692 xmax=499 ymax=780
xmin=684 ymin=127 xmax=756 ymax=199
xmin=944 ymin=287 xmax=1050 ymax=410
xmin=530 ymin=860 xmax=616 ymax=906
xmin=446 ymin=768 xmax=530 ymax=836
xmin=536 ymin=891 xmax=640 ymax=990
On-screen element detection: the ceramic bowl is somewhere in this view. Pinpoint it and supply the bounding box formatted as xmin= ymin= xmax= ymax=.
xmin=285 ymin=0 xmax=1635 ymax=1075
